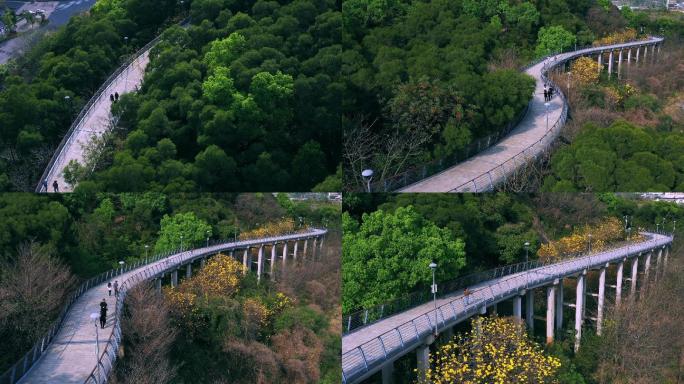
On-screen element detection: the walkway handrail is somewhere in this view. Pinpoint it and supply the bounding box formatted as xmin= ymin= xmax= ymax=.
xmin=0 ymin=227 xmax=325 ymax=384
xmin=343 ymin=230 xmax=658 ymax=334
xmin=447 ymin=35 xmax=664 ymax=192
xmin=34 ymin=17 xmax=191 ymax=193
xmin=83 ymin=227 xmax=327 ymax=384
xmin=341 ymin=230 xmax=672 ymax=384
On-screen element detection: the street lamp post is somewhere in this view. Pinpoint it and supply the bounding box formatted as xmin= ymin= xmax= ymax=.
xmin=180 ymin=234 xmax=184 ymax=252
xmin=588 ymin=234 xmax=592 ymax=253
xmin=144 ymin=244 xmax=149 ymax=260
xmin=524 ymin=241 xmax=530 ymax=264
xmin=206 ymin=230 xmax=210 ymax=248
xmin=89 ymin=312 xmax=100 ymax=381
xmin=118 ymin=260 xmax=125 ymax=274
xmin=627 ymin=227 xmax=631 ymax=241
xmin=656 ymin=223 xmax=660 ymax=234
xmin=361 ymin=169 xmax=374 ymax=193
xmin=429 ymin=261 xmax=438 ymax=336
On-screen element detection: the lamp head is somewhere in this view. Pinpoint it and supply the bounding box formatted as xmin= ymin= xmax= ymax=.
xmin=429 ymin=261 xmax=437 ymax=270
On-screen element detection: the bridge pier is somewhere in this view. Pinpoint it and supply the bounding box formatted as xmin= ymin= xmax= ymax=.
xmin=636 ymin=46 xmax=640 ymax=63
xmin=488 ymin=303 xmax=497 ymax=316
xmin=416 ymin=335 xmax=435 ymax=383
xmin=242 ymin=248 xmax=249 ymax=274
xmin=293 ymin=240 xmax=299 ymax=261
xmin=525 ymin=289 xmax=534 ymax=331
xmin=574 ymin=270 xmax=586 ymax=352
xmin=597 ymin=264 xmax=607 ymax=335
xmin=616 ymin=258 xmax=624 ymax=307
xmin=381 ymin=362 xmax=394 ymax=384
xmin=597 ymin=52 xmax=603 ymax=73
xmin=644 ymin=250 xmax=652 ymax=284
xmin=617 ymin=49 xmax=623 ymax=78
xmin=303 ymin=239 xmax=309 ymax=259
xmin=608 ymin=50 xmax=613 ymax=78
xmin=282 ymin=242 xmax=288 ymax=269
xmin=313 ymin=237 xmax=318 ymax=260
xmin=655 ymin=248 xmax=663 ymax=281
xmin=546 ymin=283 xmax=556 ymax=345
xmin=630 ymin=255 xmax=639 ymax=299
xmin=269 ymin=244 xmax=276 ymax=280
xmin=257 ymin=246 xmax=264 ymax=282
xmin=555 ymin=279 xmax=563 ymax=330
xmin=627 ymin=48 xmax=632 ymax=65
xmin=171 ymin=270 xmax=178 ymax=288
xmin=513 ymin=295 xmax=522 ymax=319
xmin=201 ymin=257 xmax=206 ymax=268
xmin=643 ymin=44 xmax=648 ymax=62
xmin=664 ymin=246 xmax=669 ymax=269
xmin=156 ymin=277 xmax=162 ymax=293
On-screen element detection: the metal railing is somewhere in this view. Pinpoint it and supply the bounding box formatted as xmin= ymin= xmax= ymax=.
xmin=447 ymin=36 xmax=664 ymax=192
xmin=34 ymin=18 xmax=191 ymax=193
xmin=342 ymin=230 xmax=672 ymax=384
xmin=0 ymin=227 xmax=326 ymax=384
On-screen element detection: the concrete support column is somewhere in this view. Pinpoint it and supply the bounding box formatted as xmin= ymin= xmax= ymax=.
xmin=186 ymin=263 xmax=192 ymax=279
xmin=156 ymin=277 xmax=162 ymax=292
xmin=270 ymin=244 xmax=277 ymax=279
xmin=655 ymin=248 xmax=663 ymax=281
xmin=657 ymin=44 xmax=661 ymax=55
xmin=608 ymin=50 xmax=613 ymax=78
xmin=525 ymin=289 xmax=534 ymax=331
xmin=636 ymin=46 xmax=640 ymax=63
xmin=644 ymin=45 xmax=648 ymax=61
xmin=628 ymin=48 xmax=632 ymax=64
xmin=242 ymin=248 xmax=249 ymax=274
xmin=171 ymin=270 xmax=178 ymax=288
xmin=200 ymin=257 xmax=206 ymax=268
xmin=644 ymin=251 xmax=652 ymax=283
xmin=664 ymin=246 xmax=669 ymax=269
xmin=381 ymin=362 xmax=394 ymax=384
xmin=257 ymin=246 xmax=264 ymax=282
xmin=630 ymin=256 xmax=639 ymax=298
xmin=574 ymin=270 xmax=586 ymax=352
xmin=597 ymin=53 xmax=603 ymax=73
xmin=303 ymin=239 xmax=309 ymax=259
xmin=319 ymin=235 xmax=325 ymax=255
xmin=513 ymin=295 xmax=522 ymax=319
xmin=282 ymin=242 xmax=288 ymax=268
xmin=546 ymin=284 xmax=556 ymax=345
xmin=616 ymin=259 xmax=624 ymax=307
xmin=555 ymin=279 xmax=563 ymax=331
xmin=597 ymin=265 xmax=606 ymax=335
xmin=617 ymin=49 xmax=623 ymax=78
xmin=293 ymin=241 xmax=299 ymax=261
xmin=488 ymin=303 xmax=498 ymax=316
xmin=415 ymin=335 xmax=434 ymax=383
xmin=313 ymin=237 xmax=318 ymax=260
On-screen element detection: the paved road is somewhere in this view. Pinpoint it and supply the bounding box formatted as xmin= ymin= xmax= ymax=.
xmin=342 ymin=232 xmax=672 ymax=383
xmin=18 ymin=229 xmax=326 ymax=383
xmin=400 ymin=37 xmax=663 ymax=192
xmin=40 ymin=49 xmax=150 ymax=193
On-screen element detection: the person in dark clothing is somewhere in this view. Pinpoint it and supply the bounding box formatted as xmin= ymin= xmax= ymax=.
xmin=114 ymin=280 xmax=119 ymax=297
xmin=114 ymin=92 xmax=119 ymax=101
xmin=99 ymin=299 xmax=108 ymax=329
xmin=110 ymin=94 xmax=114 ymax=102
xmin=42 ymin=179 xmax=48 ymax=191
xmin=52 ymin=180 xmax=59 ymax=193
xmin=549 ymin=86 xmax=554 ymax=99
xmin=107 ymin=282 xmax=112 ymax=296
xmin=543 ymin=89 xmax=548 ymax=102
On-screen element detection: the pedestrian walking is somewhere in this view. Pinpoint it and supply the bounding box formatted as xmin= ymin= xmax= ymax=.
xmin=52 ymin=180 xmax=59 ymax=193
xmin=99 ymin=299 xmax=108 ymax=329
xmin=42 ymin=179 xmax=48 ymax=191
xmin=114 ymin=280 xmax=119 ymax=297
xmin=464 ymin=287 xmax=471 ymax=305
xmin=114 ymin=92 xmax=119 ymax=101
xmin=110 ymin=94 xmax=114 ymax=102
xmin=543 ymin=89 xmax=548 ymax=102
xmin=107 ymin=282 xmax=112 ymax=296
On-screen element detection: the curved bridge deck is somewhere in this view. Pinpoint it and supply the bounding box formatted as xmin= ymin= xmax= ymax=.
xmin=15 ymin=228 xmax=326 ymax=383
xmin=342 ymin=232 xmax=672 ymax=383
xmin=400 ymin=36 xmax=663 ymax=192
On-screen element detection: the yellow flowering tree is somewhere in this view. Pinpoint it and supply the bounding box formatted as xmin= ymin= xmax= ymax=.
xmin=570 ymin=57 xmax=600 ymax=86
xmin=419 ymin=317 xmax=560 ymax=384
xmin=593 ymin=28 xmax=638 ymax=46
xmin=239 ymin=218 xmax=306 ymax=240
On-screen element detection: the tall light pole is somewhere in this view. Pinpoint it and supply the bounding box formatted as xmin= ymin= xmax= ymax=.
xmin=429 ymin=261 xmax=438 ymax=336
xmin=627 ymin=227 xmax=631 ymax=241
xmin=180 ymin=234 xmax=184 ymax=252
xmin=656 ymin=222 xmax=660 ymax=234
xmin=524 ymin=241 xmax=530 ymax=264
xmin=89 ymin=312 xmax=100 ymax=381
xmin=588 ymin=234 xmax=592 ymax=253
xmin=206 ymin=230 xmax=210 ymax=248
xmin=145 ymin=244 xmax=149 ymax=260
xmin=361 ymin=169 xmax=374 ymax=193
xmin=118 ymin=260 xmax=125 ymax=274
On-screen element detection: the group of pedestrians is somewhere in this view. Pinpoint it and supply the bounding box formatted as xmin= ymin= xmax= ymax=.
xmin=99 ymin=281 xmax=119 ymax=329
xmin=543 ymin=84 xmax=555 ymax=102
xmin=109 ymin=92 xmax=120 ymax=103
xmin=42 ymin=179 xmax=59 ymax=192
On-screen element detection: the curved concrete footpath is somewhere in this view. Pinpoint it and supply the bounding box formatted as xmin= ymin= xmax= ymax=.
xmin=400 ymin=36 xmax=664 ymax=192
xmin=37 ymin=50 xmax=150 ymax=193
xmin=14 ymin=228 xmax=326 ymax=383
xmin=342 ymin=232 xmax=673 ymax=383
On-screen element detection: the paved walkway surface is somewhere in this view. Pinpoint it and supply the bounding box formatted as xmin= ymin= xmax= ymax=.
xmin=400 ymin=37 xmax=663 ymax=192
xmin=342 ymin=232 xmax=672 ymax=382
xmin=40 ymin=49 xmax=151 ymax=193
xmin=18 ymin=229 xmax=326 ymax=383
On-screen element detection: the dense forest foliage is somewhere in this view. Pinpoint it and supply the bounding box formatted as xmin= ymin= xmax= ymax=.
xmin=0 ymin=0 xmax=185 ymax=191
xmin=343 ymin=0 xmax=631 ymax=190
xmin=0 ymin=192 xmax=339 ymax=374
xmin=342 ymin=193 xmax=684 ymax=314
xmin=75 ymin=0 xmax=342 ymax=192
